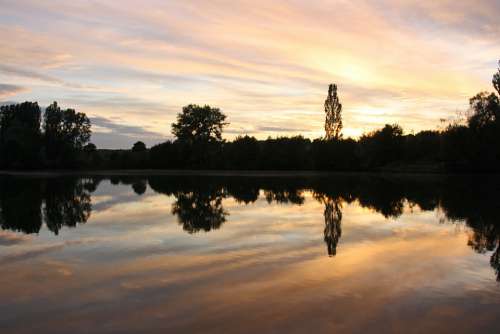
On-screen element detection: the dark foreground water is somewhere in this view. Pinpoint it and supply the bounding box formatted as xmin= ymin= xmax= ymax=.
xmin=1 ymin=173 xmax=500 ymax=333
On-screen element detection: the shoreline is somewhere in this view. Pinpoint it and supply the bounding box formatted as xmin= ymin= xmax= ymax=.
xmin=0 ymin=169 xmax=491 ymax=178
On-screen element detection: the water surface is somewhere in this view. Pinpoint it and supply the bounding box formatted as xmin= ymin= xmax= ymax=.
xmin=1 ymin=174 xmax=499 ymax=333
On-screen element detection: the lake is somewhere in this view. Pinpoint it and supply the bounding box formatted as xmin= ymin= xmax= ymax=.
xmin=1 ymin=173 xmax=499 ymax=333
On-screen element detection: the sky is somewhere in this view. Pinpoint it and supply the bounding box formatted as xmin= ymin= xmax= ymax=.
xmin=0 ymin=0 xmax=499 ymax=148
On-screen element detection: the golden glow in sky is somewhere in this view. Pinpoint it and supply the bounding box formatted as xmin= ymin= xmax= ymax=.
xmin=0 ymin=0 xmax=499 ymax=147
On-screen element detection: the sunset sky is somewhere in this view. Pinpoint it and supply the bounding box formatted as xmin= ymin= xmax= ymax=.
xmin=1 ymin=0 xmax=499 ymax=148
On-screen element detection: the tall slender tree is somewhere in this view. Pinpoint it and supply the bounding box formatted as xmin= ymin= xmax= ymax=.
xmin=324 ymin=84 xmax=343 ymax=140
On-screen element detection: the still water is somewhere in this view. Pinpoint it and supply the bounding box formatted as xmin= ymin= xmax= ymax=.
xmin=1 ymin=173 xmax=500 ymax=333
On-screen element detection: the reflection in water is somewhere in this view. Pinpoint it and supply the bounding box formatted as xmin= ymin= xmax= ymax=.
xmin=43 ymin=178 xmax=93 ymax=235
xmin=148 ymin=176 xmax=229 ymax=233
xmin=2 ymin=173 xmax=500 ymax=333
xmin=264 ymin=189 xmax=305 ymax=205
xmin=315 ymin=195 xmax=343 ymax=257
xmin=1 ymin=174 xmax=500 ymax=281
xmin=0 ymin=177 xmax=95 ymax=235
xmin=467 ymin=222 xmax=500 ymax=281
xmin=172 ymin=189 xmax=228 ymax=233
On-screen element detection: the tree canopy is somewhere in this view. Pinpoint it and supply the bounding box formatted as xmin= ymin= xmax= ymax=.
xmin=44 ymin=102 xmax=91 ymax=150
xmin=0 ymin=101 xmax=92 ymax=168
xmin=493 ymin=60 xmax=500 ymax=96
xmin=468 ymin=92 xmax=500 ymax=130
xmin=132 ymin=141 xmax=147 ymax=152
xmin=0 ymin=102 xmax=41 ymax=168
xmin=171 ymin=104 xmax=228 ymax=143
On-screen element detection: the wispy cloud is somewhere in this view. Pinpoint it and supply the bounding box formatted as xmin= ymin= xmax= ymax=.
xmin=0 ymin=231 xmax=31 ymax=246
xmin=90 ymin=116 xmax=169 ymax=148
xmin=0 ymin=83 xmax=28 ymax=99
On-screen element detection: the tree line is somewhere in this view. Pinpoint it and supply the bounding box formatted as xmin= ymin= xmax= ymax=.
xmin=0 ymin=101 xmax=91 ymax=168
xmin=1 ymin=61 xmax=499 ymax=172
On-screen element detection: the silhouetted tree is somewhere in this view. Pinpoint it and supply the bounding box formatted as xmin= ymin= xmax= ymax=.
xmin=359 ymin=124 xmax=403 ymax=168
xmin=149 ymin=140 xmax=184 ymax=169
xmin=223 ymin=135 xmax=260 ymax=169
xmin=132 ymin=141 xmax=147 ymax=152
xmin=260 ymin=136 xmax=312 ymax=170
xmin=324 ymin=84 xmax=343 ymax=140
xmin=403 ymin=130 xmax=441 ymax=163
xmin=468 ymin=92 xmax=500 ymax=130
xmin=43 ymin=102 xmax=91 ymax=166
xmin=83 ymin=143 xmax=97 ymax=153
xmin=172 ymin=104 xmax=228 ymax=143
xmin=0 ymin=102 xmax=42 ymax=168
xmin=168 ymin=105 xmax=227 ymax=168
xmin=493 ymin=60 xmax=500 ymax=96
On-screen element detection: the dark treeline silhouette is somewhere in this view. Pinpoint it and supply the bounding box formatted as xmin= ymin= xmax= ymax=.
xmin=87 ymin=61 xmax=500 ymax=172
xmin=0 ymin=101 xmax=91 ymax=168
xmin=2 ymin=61 xmax=500 ymax=172
xmin=1 ymin=173 xmax=499 ymax=279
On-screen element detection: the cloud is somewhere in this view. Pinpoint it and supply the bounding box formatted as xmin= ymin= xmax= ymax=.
xmin=0 ymin=240 xmax=87 ymax=265
xmin=0 ymin=64 xmax=61 ymax=84
xmin=0 ymin=83 xmax=27 ymax=99
xmin=90 ymin=116 xmax=169 ymax=148
xmin=0 ymin=64 xmax=95 ymax=89
xmin=256 ymin=126 xmax=310 ymax=133
xmin=1 ymin=0 xmax=499 ymax=147
xmin=0 ymin=231 xmax=31 ymax=246
xmin=92 ymin=116 xmax=165 ymax=137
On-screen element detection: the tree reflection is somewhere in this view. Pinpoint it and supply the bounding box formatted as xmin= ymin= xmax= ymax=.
xmin=0 ymin=177 xmax=43 ymax=234
xmin=0 ymin=176 xmax=94 ymax=235
xmin=148 ymin=176 xmax=229 ymax=233
xmin=132 ymin=180 xmax=147 ymax=195
xmin=264 ymin=189 xmax=305 ymax=205
xmin=491 ymin=245 xmax=500 ymax=281
xmin=465 ymin=223 xmax=500 ymax=281
xmin=172 ymin=189 xmax=228 ymax=233
xmin=316 ymin=195 xmax=343 ymax=257
xmin=324 ymin=199 xmax=342 ymax=257
xmin=43 ymin=178 xmax=93 ymax=235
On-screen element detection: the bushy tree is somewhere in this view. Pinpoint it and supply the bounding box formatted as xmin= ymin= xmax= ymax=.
xmin=83 ymin=143 xmax=97 ymax=153
xmin=132 ymin=141 xmax=147 ymax=152
xmin=493 ymin=60 xmax=500 ymax=96
xmin=0 ymin=102 xmax=42 ymax=168
xmin=43 ymin=101 xmax=91 ymax=165
xmin=223 ymin=135 xmax=260 ymax=169
xmin=172 ymin=104 xmax=228 ymax=143
xmin=468 ymin=92 xmax=500 ymax=130
xmin=359 ymin=124 xmax=403 ymax=168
